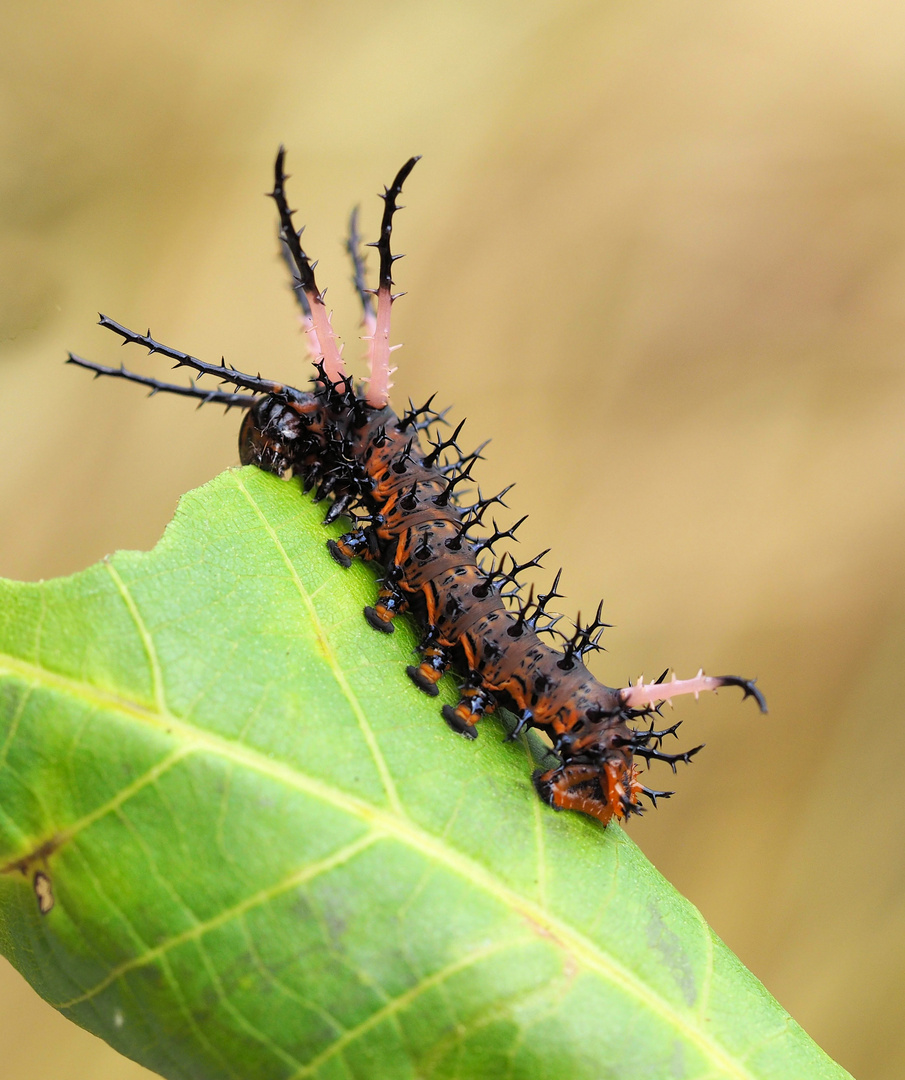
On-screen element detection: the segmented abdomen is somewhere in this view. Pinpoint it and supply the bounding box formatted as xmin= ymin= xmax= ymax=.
xmin=352 ymin=412 xmax=625 ymax=729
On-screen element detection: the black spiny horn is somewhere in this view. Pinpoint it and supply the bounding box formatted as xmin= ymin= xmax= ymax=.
xmin=93 ymin=316 xmax=301 ymax=400
xmin=270 ymin=147 xmax=347 ymax=386
xmin=345 ymin=205 xmax=376 ymax=324
xmin=66 ymin=355 xmax=254 ymax=409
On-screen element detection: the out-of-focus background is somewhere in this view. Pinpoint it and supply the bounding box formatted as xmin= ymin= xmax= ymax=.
xmin=1 ymin=1 xmax=904 ymax=1077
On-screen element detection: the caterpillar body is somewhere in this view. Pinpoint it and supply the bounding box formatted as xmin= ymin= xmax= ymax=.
xmin=69 ymin=149 xmax=766 ymax=828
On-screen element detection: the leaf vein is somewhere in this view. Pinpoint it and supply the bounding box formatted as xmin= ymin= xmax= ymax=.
xmin=238 ymin=916 xmax=347 ymax=1036
xmin=156 ymin=950 xmax=244 ymax=1080
xmin=194 ymin=934 xmax=309 ymax=1073
xmin=55 ymin=831 xmax=381 ymax=1009
xmin=1 ymin=745 xmax=192 ymax=874
xmin=0 ymin=681 xmax=32 ymax=772
xmin=287 ymin=937 xmax=524 ymax=1079
xmin=523 ymin=732 xmax=548 ymax=911
xmin=105 ymin=561 xmax=166 ymax=713
xmin=230 ymin=471 xmax=405 ymax=817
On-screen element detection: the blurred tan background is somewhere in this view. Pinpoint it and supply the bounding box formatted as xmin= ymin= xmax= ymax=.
xmin=2 ymin=1 xmax=904 ymax=1077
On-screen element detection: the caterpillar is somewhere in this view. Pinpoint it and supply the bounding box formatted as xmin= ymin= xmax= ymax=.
xmin=69 ymin=148 xmax=766 ymax=828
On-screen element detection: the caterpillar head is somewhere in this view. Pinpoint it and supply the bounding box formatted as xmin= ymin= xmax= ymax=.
xmin=239 ymin=394 xmax=322 ymax=475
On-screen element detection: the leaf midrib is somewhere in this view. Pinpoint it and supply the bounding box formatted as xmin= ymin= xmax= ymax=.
xmin=0 ymin=649 xmax=755 ymax=1080
xmin=230 ymin=471 xmax=405 ymax=818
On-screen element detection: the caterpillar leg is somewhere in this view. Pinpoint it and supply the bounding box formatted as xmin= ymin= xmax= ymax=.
xmin=441 ymin=680 xmax=495 ymax=741
xmin=328 ymin=528 xmax=371 ymax=569
xmin=505 ymin=708 xmax=534 ymax=742
xmin=406 ymin=636 xmax=451 ymax=697
xmin=364 ymin=583 xmax=407 ymax=634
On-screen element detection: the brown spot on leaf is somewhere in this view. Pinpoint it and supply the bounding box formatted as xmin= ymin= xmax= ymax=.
xmin=34 ymin=871 xmax=54 ymax=914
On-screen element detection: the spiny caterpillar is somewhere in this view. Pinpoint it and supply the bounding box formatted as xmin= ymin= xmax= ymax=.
xmin=69 ymin=148 xmax=766 ymax=828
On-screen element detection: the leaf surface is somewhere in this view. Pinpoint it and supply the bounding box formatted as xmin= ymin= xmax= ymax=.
xmin=0 ymin=467 xmax=850 ymax=1080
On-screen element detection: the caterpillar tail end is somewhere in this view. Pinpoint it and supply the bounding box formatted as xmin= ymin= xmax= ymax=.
xmin=534 ymin=761 xmax=644 ymax=827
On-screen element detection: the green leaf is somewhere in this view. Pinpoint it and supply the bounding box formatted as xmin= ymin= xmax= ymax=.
xmin=0 ymin=466 xmax=850 ymax=1080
